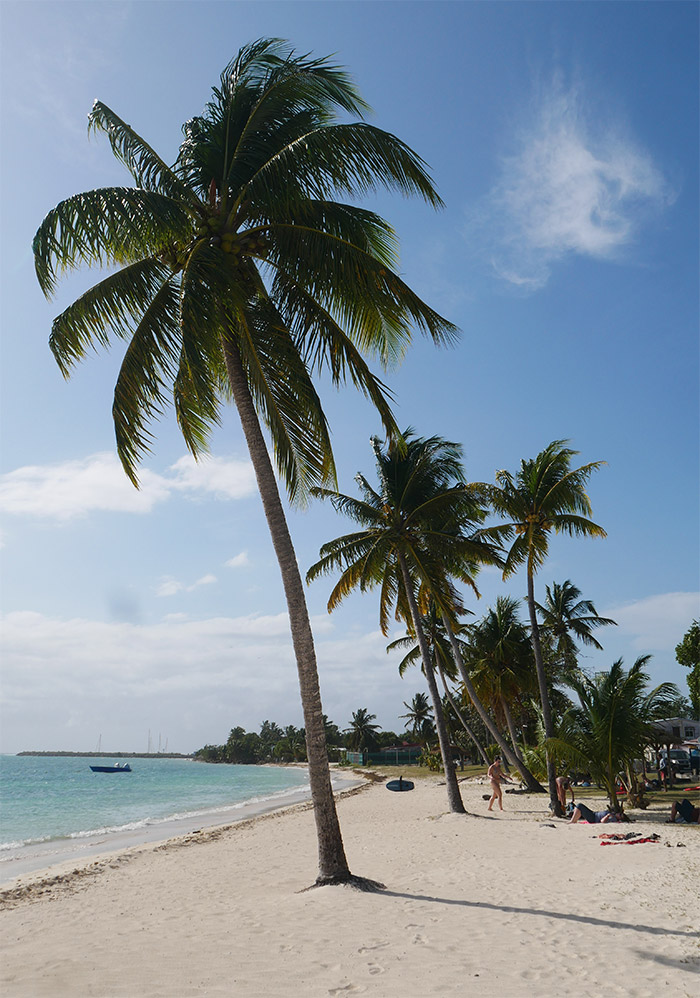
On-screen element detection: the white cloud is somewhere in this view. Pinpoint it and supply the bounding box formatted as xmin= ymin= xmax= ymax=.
xmin=606 ymin=592 xmax=699 ymax=654
xmin=473 ymin=76 xmax=674 ymax=290
xmin=0 ymin=452 xmax=256 ymax=521
xmin=0 ymin=453 xmax=171 ymax=520
xmin=226 ymin=552 xmax=250 ymax=569
xmin=169 ymin=454 xmax=256 ymax=500
xmin=0 ymin=610 xmax=411 ymax=753
xmin=155 ymin=574 xmax=218 ymax=598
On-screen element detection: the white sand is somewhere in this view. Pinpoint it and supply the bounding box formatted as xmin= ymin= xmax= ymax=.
xmin=1 ymin=775 xmax=698 ymax=997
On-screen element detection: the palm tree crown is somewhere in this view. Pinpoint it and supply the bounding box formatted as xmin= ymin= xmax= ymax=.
xmin=345 ymin=708 xmax=380 ymax=751
xmin=34 ymin=38 xmax=457 ymax=499
xmin=485 ymin=440 xmax=606 ymax=577
xmin=535 ymin=579 xmax=616 ymax=674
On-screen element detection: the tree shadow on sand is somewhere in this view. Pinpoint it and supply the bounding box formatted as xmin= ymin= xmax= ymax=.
xmin=378 ymin=891 xmax=697 ymax=939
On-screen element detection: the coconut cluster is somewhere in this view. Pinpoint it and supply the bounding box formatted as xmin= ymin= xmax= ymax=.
xmin=157 ymin=214 xmax=269 ymax=272
xmin=195 ymin=214 xmax=269 ymax=258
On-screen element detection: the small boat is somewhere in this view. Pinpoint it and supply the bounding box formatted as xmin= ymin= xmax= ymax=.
xmin=89 ymin=762 xmax=132 ymax=773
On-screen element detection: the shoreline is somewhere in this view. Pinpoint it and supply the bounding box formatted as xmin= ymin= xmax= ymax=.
xmin=0 ymin=768 xmax=363 ymax=888
xmin=1 ymin=776 xmax=698 ymax=997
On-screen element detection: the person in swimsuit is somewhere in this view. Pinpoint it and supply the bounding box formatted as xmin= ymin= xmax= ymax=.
xmin=556 ymin=775 xmax=575 ymax=811
xmin=487 ymin=757 xmax=507 ymax=811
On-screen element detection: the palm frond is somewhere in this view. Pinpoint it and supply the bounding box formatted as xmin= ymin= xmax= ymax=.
xmin=112 ymin=278 xmax=183 ymax=482
xmin=49 ymin=259 xmax=173 ymax=375
xmin=34 ymin=188 xmax=192 ymax=297
xmin=88 ymin=101 xmax=200 ymax=207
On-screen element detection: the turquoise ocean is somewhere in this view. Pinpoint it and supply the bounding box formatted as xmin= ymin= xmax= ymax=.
xmin=0 ymin=755 xmax=315 ymax=882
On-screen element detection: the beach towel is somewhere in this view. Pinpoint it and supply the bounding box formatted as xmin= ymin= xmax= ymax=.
xmin=599 ymin=833 xmax=660 ymax=846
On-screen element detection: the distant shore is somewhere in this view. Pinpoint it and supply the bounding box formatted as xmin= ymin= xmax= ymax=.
xmin=16 ymin=751 xmax=193 ymax=759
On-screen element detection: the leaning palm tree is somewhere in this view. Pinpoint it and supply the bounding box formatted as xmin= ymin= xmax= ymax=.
xmin=33 ymin=40 xmax=458 ymax=889
xmin=346 ymin=708 xmax=381 ymax=752
xmin=308 ymin=432 xmax=503 ymax=813
xmin=482 ymin=441 xmax=606 ymax=816
xmin=550 ymin=657 xmax=679 ymax=812
xmin=390 ymin=609 xmax=490 ymax=765
xmin=535 ymin=579 xmax=616 ymax=677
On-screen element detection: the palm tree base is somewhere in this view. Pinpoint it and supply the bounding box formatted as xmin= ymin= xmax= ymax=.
xmin=305 ymin=874 xmax=387 ymax=892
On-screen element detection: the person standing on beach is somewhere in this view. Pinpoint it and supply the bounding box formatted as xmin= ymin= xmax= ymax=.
xmin=556 ymin=775 xmax=574 ymax=811
xmin=487 ymin=757 xmax=507 ymax=811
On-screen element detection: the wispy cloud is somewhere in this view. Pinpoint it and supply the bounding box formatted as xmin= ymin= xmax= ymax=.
xmin=0 ymin=452 xmax=256 ymax=521
xmin=472 ymin=75 xmax=674 ymax=290
xmin=225 ymin=552 xmax=250 ymax=569
xmin=155 ymin=574 xmax=218 ymax=598
xmin=605 ymin=592 xmax=699 ymax=654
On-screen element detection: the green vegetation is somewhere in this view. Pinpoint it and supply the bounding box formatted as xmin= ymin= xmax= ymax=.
xmin=676 ymin=620 xmax=700 ymax=718
xmin=549 ymin=656 xmax=680 ymax=812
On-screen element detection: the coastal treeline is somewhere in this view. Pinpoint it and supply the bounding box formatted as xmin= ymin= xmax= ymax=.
xmin=194 ymin=715 xmax=411 ymax=765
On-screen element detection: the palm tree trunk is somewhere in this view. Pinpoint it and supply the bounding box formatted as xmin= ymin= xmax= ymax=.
xmin=526 ymin=569 xmax=563 ymax=816
xmin=500 ymin=695 xmax=529 ymax=773
xmin=442 ymin=617 xmax=545 ymax=793
xmin=397 ymin=554 xmax=465 ymax=813
xmin=436 ymin=662 xmax=490 ymax=766
xmin=222 ymin=335 xmax=381 ymax=888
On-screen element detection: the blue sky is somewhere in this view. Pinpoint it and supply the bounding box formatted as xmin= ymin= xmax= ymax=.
xmin=1 ymin=1 xmax=697 ymax=754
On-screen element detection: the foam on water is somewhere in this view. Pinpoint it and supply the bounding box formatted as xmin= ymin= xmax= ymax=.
xmin=0 ymin=755 xmax=312 ymax=864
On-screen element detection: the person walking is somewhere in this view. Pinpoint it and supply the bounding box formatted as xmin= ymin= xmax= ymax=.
xmin=487 ymin=757 xmax=508 ymax=812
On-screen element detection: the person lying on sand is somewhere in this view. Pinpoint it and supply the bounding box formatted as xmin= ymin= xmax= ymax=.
xmin=667 ymin=799 xmax=700 ymax=824
xmin=567 ymin=802 xmax=621 ymax=824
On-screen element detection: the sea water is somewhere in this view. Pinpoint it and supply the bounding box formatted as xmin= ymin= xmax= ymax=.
xmin=0 ymin=755 xmax=315 ymax=883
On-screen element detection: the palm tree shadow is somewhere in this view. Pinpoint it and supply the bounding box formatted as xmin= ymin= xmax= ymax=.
xmin=378 ymin=891 xmax=696 ymax=939
xmin=634 ymin=949 xmax=700 ymax=973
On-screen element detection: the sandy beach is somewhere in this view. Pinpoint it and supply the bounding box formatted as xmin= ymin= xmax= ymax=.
xmin=1 ymin=774 xmax=698 ymax=998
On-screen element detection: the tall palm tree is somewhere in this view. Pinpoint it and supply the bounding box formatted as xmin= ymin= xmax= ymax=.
xmin=32 ymin=40 xmax=458 ymax=889
xmin=483 ymin=440 xmax=606 ymax=816
xmin=308 ymin=432 xmax=503 ymax=813
xmin=346 ymin=708 xmax=381 ymax=752
xmin=551 ymin=657 xmax=679 ymax=812
xmin=535 ymin=579 xmax=616 ymax=676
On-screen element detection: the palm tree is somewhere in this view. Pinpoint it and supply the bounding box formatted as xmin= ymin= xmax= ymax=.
xmin=535 ymin=580 xmax=616 ymax=676
xmin=346 ymin=708 xmax=381 ymax=752
xmin=483 ymin=441 xmax=607 ymax=816
xmin=551 ymin=657 xmax=679 ymax=812
xmin=465 ymin=596 xmax=537 ymax=771
xmin=308 ymin=432 xmax=503 ymax=813
xmin=399 ymin=692 xmax=436 ymax=746
xmin=32 ymin=40 xmax=458 ymax=889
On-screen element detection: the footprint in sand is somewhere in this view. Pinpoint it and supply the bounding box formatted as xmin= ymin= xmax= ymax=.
xmin=357 ymin=942 xmax=389 ymax=954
